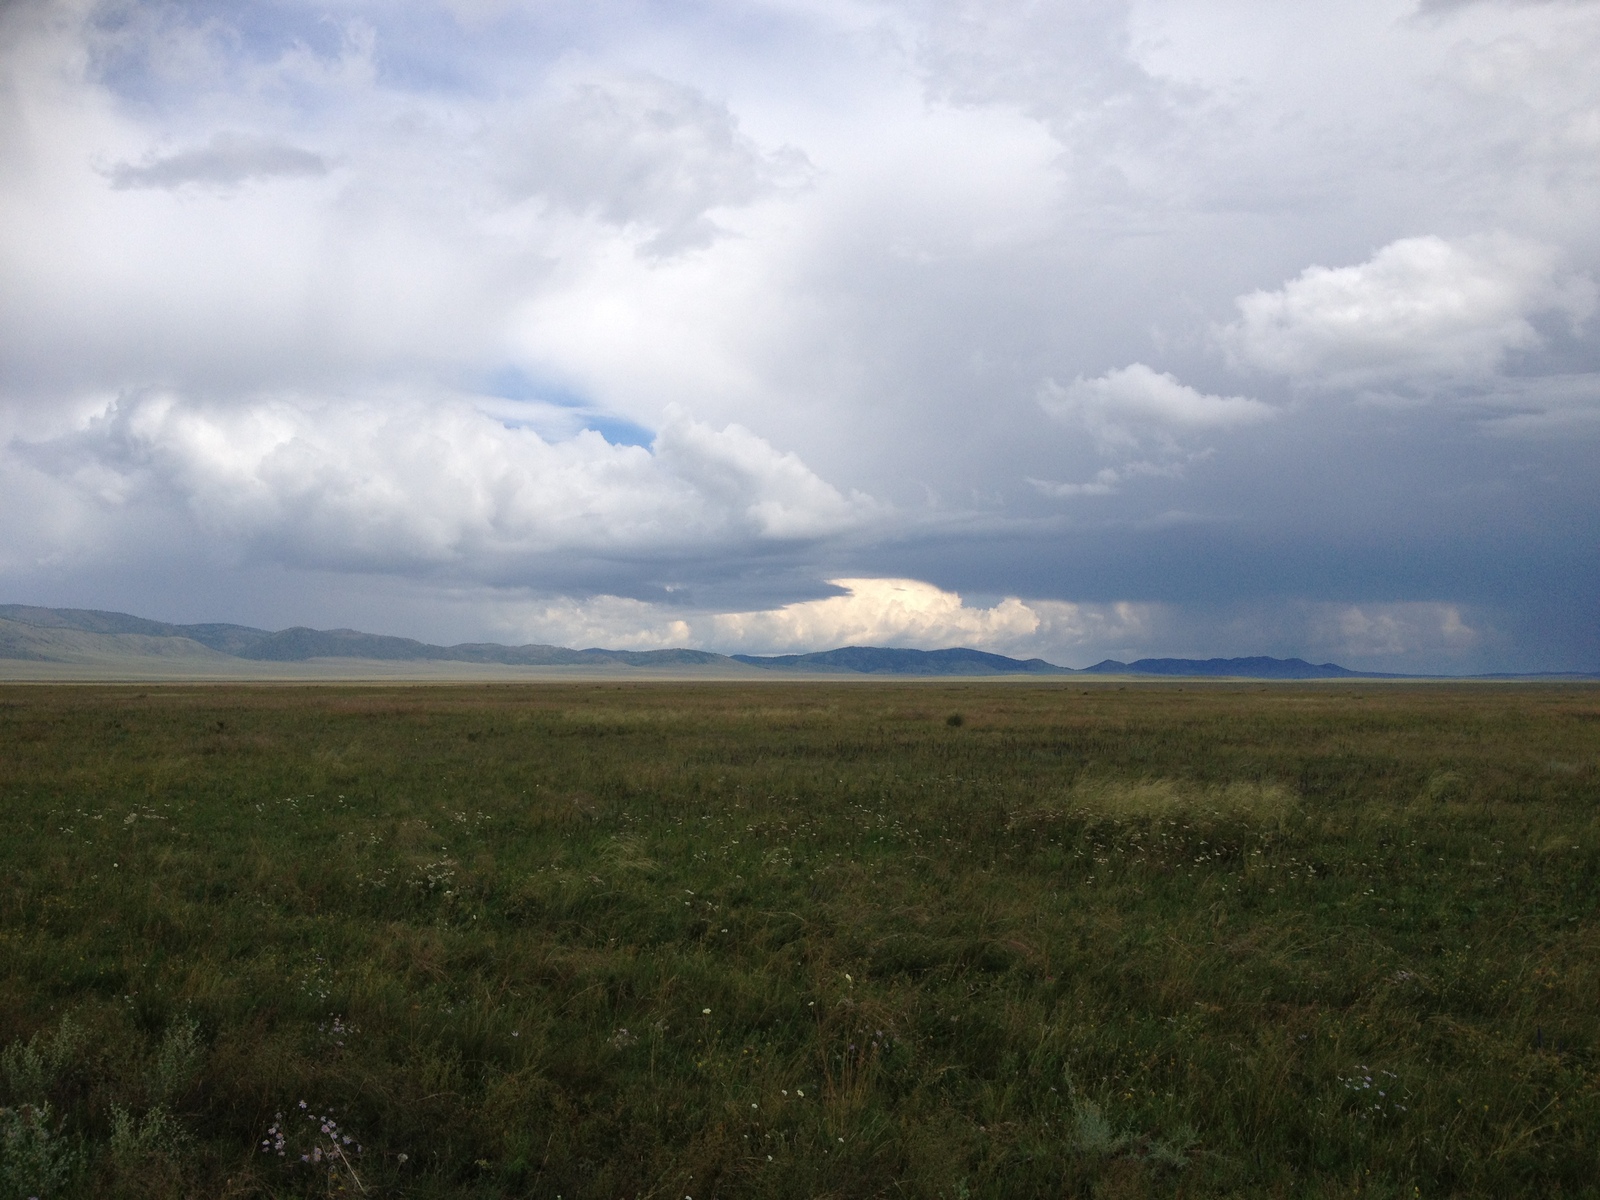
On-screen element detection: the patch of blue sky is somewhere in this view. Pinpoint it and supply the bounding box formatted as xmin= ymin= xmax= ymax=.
xmin=87 ymin=0 xmax=808 ymax=113
xmin=90 ymin=0 xmax=343 ymax=103
xmin=579 ymin=414 xmax=656 ymax=448
xmin=479 ymin=368 xmax=655 ymax=448
xmin=483 ymin=366 xmax=586 ymax=408
xmin=87 ymin=0 xmax=492 ymax=108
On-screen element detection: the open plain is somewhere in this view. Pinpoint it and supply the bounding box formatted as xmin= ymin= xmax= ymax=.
xmin=0 ymin=682 xmax=1596 ymax=1198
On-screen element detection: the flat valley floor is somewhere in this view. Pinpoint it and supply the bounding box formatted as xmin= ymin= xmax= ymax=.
xmin=0 ymin=682 xmax=1596 ymax=1197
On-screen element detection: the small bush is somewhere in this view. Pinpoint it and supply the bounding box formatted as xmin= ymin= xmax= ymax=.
xmin=0 ymin=1102 xmax=84 ymax=1197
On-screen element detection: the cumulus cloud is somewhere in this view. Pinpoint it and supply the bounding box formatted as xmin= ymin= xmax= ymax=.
xmin=1039 ymin=365 xmax=1271 ymax=449
xmin=487 ymin=586 xmax=1491 ymax=673
xmin=1034 ymin=365 xmax=1272 ymax=493
xmin=504 ymin=593 xmax=696 ymax=651
xmin=490 ymin=577 xmax=1161 ymax=662
xmin=502 ymin=73 xmax=810 ymax=254
xmin=709 ymin=577 xmax=1041 ymax=650
xmin=106 ymin=132 xmax=329 ymax=189
xmin=20 ymin=394 xmax=875 ymax=576
xmin=1305 ymin=602 xmax=1481 ymax=662
xmin=1219 ymin=234 xmax=1597 ymax=385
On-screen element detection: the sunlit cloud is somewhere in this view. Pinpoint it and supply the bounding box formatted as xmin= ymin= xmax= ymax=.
xmin=20 ymin=394 xmax=876 ymax=575
xmin=490 ymin=578 xmax=1162 ymax=664
xmin=1219 ymin=234 xmax=1596 ymax=387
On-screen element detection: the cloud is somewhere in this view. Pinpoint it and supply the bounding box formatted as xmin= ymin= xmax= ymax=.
xmin=1307 ymin=601 xmax=1480 ymax=660
xmin=20 ymin=394 xmax=875 ymax=577
xmin=504 ymin=593 xmax=696 ymax=651
xmin=106 ymin=132 xmax=329 ymax=189
xmin=1219 ymin=234 xmax=1597 ymax=385
xmin=708 ymin=577 xmax=1041 ymax=650
xmin=477 ymin=586 xmax=1496 ymax=674
xmin=489 ymin=577 xmax=1161 ymax=661
xmin=1416 ymin=0 xmax=1592 ymax=13
xmin=502 ymin=73 xmax=810 ymax=254
xmin=482 ymin=584 xmax=1491 ymax=673
xmin=1028 ymin=468 xmax=1121 ymax=498
xmin=1027 ymin=460 xmax=1184 ymax=498
xmin=1038 ymin=363 xmax=1272 ymax=455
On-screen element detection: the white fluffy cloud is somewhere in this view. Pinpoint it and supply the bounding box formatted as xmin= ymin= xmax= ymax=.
xmin=709 ymin=577 xmax=1042 ymax=651
xmin=480 ymin=584 xmax=1490 ymax=671
xmin=493 ymin=577 xmax=1161 ymax=662
xmin=22 ymin=393 xmax=874 ymax=575
xmin=1219 ymin=234 xmax=1596 ymax=385
xmin=1040 ymin=364 xmax=1272 ymax=446
xmin=1034 ymin=364 xmax=1272 ymax=491
xmin=500 ymin=72 xmax=810 ymax=255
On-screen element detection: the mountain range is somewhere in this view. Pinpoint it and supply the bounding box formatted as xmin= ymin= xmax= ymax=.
xmin=2 ymin=604 xmax=1594 ymax=679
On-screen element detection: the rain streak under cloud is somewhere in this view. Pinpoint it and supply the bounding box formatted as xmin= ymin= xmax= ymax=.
xmin=1 ymin=0 xmax=1598 ymax=672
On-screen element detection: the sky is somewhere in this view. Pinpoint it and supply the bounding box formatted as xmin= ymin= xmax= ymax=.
xmin=1 ymin=0 xmax=1597 ymax=672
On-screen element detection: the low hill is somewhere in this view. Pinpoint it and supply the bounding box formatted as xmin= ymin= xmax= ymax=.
xmin=0 ymin=604 xmax=271 ymax=655
xmin=0 ymin=607 xmax=737 ymax=672
xmin=1081 ymin=655 xmax=1399 ymax=679
xmin=0 ymin=615 xmax=236 ymax=665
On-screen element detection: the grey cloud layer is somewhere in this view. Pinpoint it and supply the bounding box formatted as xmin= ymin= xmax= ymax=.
xmin=1 ymin=0 xmax=1598 ymax=671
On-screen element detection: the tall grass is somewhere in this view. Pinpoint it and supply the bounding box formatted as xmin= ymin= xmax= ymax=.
xmin=0 ymin=681 xmax=1595 ymax=1197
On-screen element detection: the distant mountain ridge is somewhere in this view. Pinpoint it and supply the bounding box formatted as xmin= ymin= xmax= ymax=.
xmin=1080 ymin=655 xmax=1399 ymax=680
xmin=3 ymin=604 xmax=1593 ymax=678
xmin=0 ymin=605 xmax=727 ymax=668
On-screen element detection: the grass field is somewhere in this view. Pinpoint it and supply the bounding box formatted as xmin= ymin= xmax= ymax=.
xmin=0 ymin=682 xmax=1596 ymax=1198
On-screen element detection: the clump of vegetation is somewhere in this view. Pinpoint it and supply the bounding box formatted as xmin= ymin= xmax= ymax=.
xmin=0 ymin=680 xmax=1595 ymax=1197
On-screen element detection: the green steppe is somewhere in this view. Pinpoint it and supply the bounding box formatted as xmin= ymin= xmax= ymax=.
xmin=0 ymin=682 xmax=1596 ymax=1198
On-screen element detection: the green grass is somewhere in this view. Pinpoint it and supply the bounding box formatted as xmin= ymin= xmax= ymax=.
xmin=0 ymin=681 xmax=1597 ymax=1198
